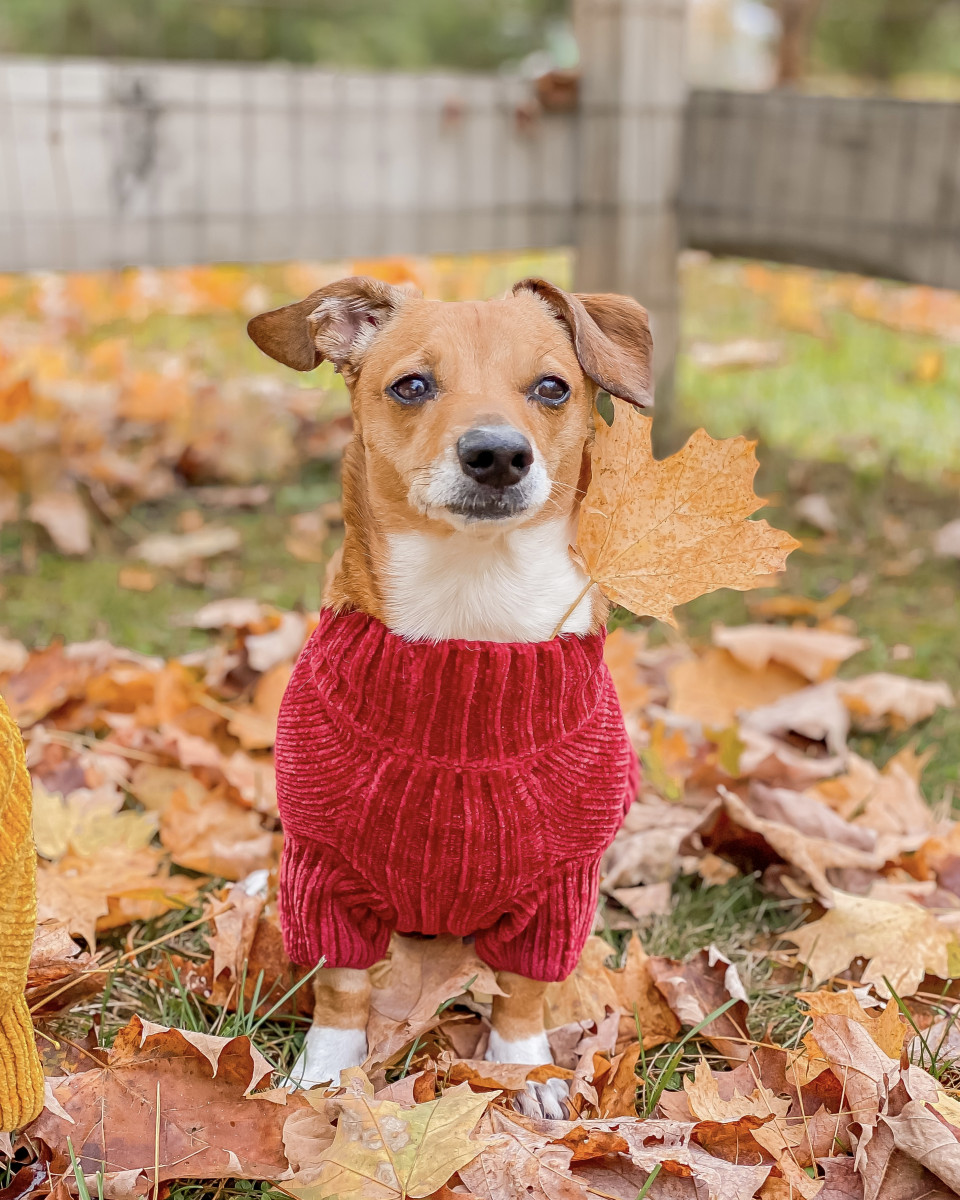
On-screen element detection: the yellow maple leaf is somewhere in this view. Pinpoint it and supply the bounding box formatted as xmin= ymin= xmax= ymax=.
xmin=286 ymin=1079 xmax=494 ymax=1200
xmin=783 ymin=889 xmax=960 ymax=998
xmin=576 ymin=402 xmax=799 ymax=627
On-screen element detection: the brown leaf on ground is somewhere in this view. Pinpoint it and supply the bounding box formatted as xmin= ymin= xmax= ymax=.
xmin=4 ymin=640 xmax=116 ymax=727
xmin=23 ymin=1015 xmax=299 ymax=1182
xmin=798 ymin=992 xmax=908 ymax=1062
xmin=647 ymin=948 xmax=750 ymax=1063
xmin=0 ymin=635 xmax=29 ymax=675
xmin=117 ymin=566 xmax=157 ymax=592
xmin=880 ymin=1099 xmax=960 ymax=1193
xmin=783 ymin=889 xmax=960 ymax=998
xmin=26 ymin=919 xmax=104 ymax=1015
xmin=667 ymin=646 xmax=807 ymax=727
xmin=286 ymin=1078 xmax=493 ymax=1200
xmin=28 ymin=487 xmax=92 ymax=555
xmin=703 ymin=784 xmax=893 ymax=900
xmin=837 ymin=674 xmax=954 ymax=731
xmin=684 ymin=1060 xmax=800 ymax=1158
xmin=603 ymin=627 xmax=652 ymax=718
xmin=544 ymin=935 xmax=681 ymax=1051
xmin=602 ymin=802 xmax=705 ymax=892
xmin=713 ymin=625 xmax=867 ymax=683
xmin=366 ymin=935 xmax=504 ymax=1069
xmin=616 ymin=1118 xmax=772 ymax=1199
xmin=810 ymin=751 xmax=938 ymax=845
xmin=742 ymin=683 xmax=851 ymax=756
xmin=575 ymin=405 xmax=798 ymax=626
xmin=36 ymin=844 xmax=204 ymax=951
xmin=159 ymin=785 xmax=279 ymax=880
xmin=131 ymin=525 xmax=241 ymax=568
xmin=459 ymin=1107 xmax=591 ymax=1200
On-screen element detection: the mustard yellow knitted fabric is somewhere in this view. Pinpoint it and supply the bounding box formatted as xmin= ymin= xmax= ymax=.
xmin=0 ymin=692 xmax=43 ymax=1131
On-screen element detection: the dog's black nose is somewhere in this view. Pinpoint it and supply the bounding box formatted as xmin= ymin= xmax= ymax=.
xmin=457 ymin=426 xmax=533 ymax=488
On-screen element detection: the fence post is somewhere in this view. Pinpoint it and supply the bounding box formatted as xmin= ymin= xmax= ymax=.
xmin=573 ymin=0 xmax=687 ymax=432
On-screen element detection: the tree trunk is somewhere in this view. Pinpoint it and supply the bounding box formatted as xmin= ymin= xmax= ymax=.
xmin=775 ymin=0 xmax=822 ymax=86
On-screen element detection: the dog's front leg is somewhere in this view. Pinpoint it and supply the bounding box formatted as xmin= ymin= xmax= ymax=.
xmin=488 ymin=972 xmax=571 ymax=1119
xmin=486 ymin=971 xmax=552 ymax=1065
xmin=288 ymin=966 xmax=371 ymax=1089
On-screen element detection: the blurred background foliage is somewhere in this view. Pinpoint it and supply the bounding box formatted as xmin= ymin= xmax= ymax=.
xmin=0 ymin=0 xmax=958 ymax=89
xmin=0 ymin=0 xmax=569 ymax=71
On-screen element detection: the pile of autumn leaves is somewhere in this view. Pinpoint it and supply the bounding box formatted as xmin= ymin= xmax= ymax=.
xmin=4 ymin=576 xmax=960 ymax=1199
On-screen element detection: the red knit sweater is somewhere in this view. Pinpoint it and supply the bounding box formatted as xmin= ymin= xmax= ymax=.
xmin=275 ymin=608 xmax=639 ymax=981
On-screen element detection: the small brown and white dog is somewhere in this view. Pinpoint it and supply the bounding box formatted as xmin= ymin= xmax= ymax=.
xmin=248 ymin=277 xmax=652 ymax=1098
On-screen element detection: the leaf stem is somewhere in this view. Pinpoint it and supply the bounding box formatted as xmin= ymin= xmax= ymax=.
xmin=549 ymin=579 xmax=594 ymax=640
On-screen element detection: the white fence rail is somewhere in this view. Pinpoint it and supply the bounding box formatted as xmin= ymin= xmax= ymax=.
xmin=1 ymin=0 xmax=958 ymax=391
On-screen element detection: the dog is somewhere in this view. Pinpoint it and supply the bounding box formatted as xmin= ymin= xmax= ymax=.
xmin=247 ymin=276 xmax=651 ymax=1100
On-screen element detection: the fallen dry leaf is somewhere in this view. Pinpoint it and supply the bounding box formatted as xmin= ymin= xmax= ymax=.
xmin=575 ymin=404 xmax=798 ymax=626
xmin=668 ymin=645 xmax=807 ymax=727
xmin=647 ymin=948 xmax=750 ymax=1063
xmin=366 ymin=935 xmax=504 ymax=1069
xmin=159 ymin=786 xmax=279 ymax=880
xmin=32 ymin=779 xmax=157 ymax=861
xmin=132 ymin=525 xmax=241 ymax=568
xmin=783 ymin=889 xmax=960 ymax=998
xmin=285 ymin=510 xmax=330 ymax=563
xmin=933 ymin=519 xmax=960 ymax=559
xmin=714 ymin=624 xmax=867 ymax=682
xmin=689 ymin=338 xmax=783 ymax=371
xmin=286 ymin=1076 xmax=493 ymax=1200
xmin=837 ymin=673 xmax=954 ymax=731
xmin=117 ymin=566 xmax=157 ymax=592
xmin=28 ymin=487 xmax=92 ymax=555
xmin=36 ymin=844 xmax=203 ymax=950
xmin=23 ymin=1015 xmax=297 ymax=1182
xmin=544 ymin=935 xmax=681 ymax=1050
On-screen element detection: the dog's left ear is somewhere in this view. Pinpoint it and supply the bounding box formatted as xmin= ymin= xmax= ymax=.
xmin=513 ymin=278 xmax=654 ymax=408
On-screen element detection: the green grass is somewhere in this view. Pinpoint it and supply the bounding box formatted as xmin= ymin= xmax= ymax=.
xmin=677 ymin=257 xmax=960 ymax=480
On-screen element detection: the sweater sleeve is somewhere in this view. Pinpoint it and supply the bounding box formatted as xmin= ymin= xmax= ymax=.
xmin=0 ymin=693 xmax=44 ymax=1131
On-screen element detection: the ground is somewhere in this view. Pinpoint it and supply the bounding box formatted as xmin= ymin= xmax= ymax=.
xmin=3 ymin=252 xmax=960 ymax=1197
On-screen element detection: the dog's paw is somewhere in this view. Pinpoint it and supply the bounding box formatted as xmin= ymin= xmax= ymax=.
xmin=485 ymin=1029 xmax=552 ymax=1066
xmin=513 ymin=1078 xmax=571 ymax=1121
xmin=287 ymin=1025 xmax=367 ymax=1090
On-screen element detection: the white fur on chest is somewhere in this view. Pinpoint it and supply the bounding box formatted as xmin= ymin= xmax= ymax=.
xmin=383 ymin=517 xmax=595 ymax=642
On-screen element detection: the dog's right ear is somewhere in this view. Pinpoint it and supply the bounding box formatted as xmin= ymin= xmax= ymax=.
xmin=247 ymin=276 xmax=415 ymax=376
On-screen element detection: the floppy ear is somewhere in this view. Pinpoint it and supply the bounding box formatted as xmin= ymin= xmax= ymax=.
xmin=513 ymin=278 xmax=654 ymax=408
xmin=246 ymin=276 xmax=415 ymax=375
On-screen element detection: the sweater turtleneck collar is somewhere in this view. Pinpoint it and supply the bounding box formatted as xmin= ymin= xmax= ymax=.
xmin=299 ymin=607 xmax=609 ymax=768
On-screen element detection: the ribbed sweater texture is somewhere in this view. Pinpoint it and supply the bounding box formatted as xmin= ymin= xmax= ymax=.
xmin=276 ymin=609 xmax=639 ymax=981
xmin=0 ymin=692 xmax=44 ymax=1131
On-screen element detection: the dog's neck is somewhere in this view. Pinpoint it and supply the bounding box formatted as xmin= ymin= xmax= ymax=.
xmin=325 ymin=436 xmax=603 ymax=642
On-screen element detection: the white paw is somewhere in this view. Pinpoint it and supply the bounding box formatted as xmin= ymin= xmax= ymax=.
xmin=514 ymin=1078 xmax=571 ymax=1121
xmin=287 ymin=1025 xmax=368 ymax=1089
xmin=485 ymin=1029 xmax=553 ymax=1066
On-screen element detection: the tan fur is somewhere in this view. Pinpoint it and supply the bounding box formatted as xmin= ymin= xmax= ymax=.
xmin=311 ymin=966 xmax=371 ymax=1031
xmin=490 ymin=973 xmax=551 ymax=1042
xmin=323 ymin=294 xmax=600 ymax=626
xmin=248 ymin=278 xmax=654 ymax=1065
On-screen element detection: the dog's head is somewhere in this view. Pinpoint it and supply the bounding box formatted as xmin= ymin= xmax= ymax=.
xmin=248 ymin=277 xmax=653 ymax=530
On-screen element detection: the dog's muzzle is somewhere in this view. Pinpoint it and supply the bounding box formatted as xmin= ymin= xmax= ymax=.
xmin=449 ymin=425 xmax=536 ymax=520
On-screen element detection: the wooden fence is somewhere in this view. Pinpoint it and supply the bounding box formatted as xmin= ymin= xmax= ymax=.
xmin=1 ymin=0 xmax=958 ymax=386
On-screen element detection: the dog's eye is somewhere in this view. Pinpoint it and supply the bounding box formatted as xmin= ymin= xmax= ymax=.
xmin=530 ymin=376 xmax=570 ymax=406
xmin=388 ymin=373 xmax=435 ymax=405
